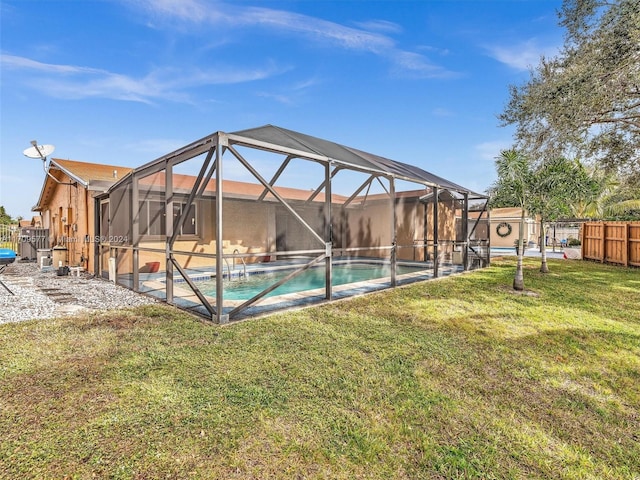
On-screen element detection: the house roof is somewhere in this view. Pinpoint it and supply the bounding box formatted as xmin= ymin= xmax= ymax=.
xmin=32 ymin=159 xmax=132 ymax=212
xmin=53 ymin=158 xmax=132 ymax=186
xmin=490 ymin=207 xmax=528 ymax=219
xmin=137 ymin=171 xmax=351 ymax=203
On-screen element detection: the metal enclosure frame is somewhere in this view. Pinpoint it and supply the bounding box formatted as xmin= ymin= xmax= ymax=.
xmin=97 ymin=125 xmax=490 ymax=323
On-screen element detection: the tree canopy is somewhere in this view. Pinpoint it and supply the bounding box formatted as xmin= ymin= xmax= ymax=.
xmin=499 ymin=0 xmax=640 ymax=186
xmin=488 ymin=150 xmax=593 ymax=280
xmin=0 ymin=206 xmax=13 ymax=225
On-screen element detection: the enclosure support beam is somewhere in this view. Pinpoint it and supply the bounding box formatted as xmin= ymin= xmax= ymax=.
xmin=342 ymin=175 xmax=375 ymax=208
xmin=171 ymin=257 xmax=216 ymax=317
xmin=93 ymin=198 xmax=100 ymax=276
xmin=132 ymin=173 xmax=140 ymax=291
xmin=466 ymin=199 xmax=489 ymax=266
xmin=258 ymin=155 xmax=292 ymax=202
xmin=423 ymin=200 xmax=429 ymax=263
xmin=228 ymin=254 xmax=325 ymax=318
xmin=389 ymin=177 xmax=396 ymax=287
xmin=325 ymin=161 xmax=333 ymax=300
xmin=165 ymin=163 xmax=174 ymax=304
xmin=215 ymin=134 xmax=228 ymax=324
xmin=197 ymin=157 xmax=217 ymax=197
xmin=468 ymin=201 xmax=486 ymax=239
xmin=462 ymin=192 xmax=469 ymax=271
xmin=227 ymin=144 xmax=325 ymax=246
xmin=308 ymin=165 xmax=341 ymax=205
xmin=433 ymin=186 xmax=439 ymax=278
xmin=169 ymin=146 xmax=215 ymax=246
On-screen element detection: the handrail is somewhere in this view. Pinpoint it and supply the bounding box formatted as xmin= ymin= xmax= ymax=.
xmin=232 ymin=249 xmax=247 ymax=277
xmin=223 ymin=257 xmax=231 ymax=279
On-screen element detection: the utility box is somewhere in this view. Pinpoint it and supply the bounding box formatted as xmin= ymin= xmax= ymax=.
xmin=20 ymin=228 xmax=49 ymax=261
xmin=52 ymin=245 xmax=68 ymax=268
xmin=37 ymin=249 xmax=52 ymax=268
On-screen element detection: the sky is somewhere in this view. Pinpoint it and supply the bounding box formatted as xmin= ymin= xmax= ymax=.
xmin=0 ymin=0 xmax=564 ymax=220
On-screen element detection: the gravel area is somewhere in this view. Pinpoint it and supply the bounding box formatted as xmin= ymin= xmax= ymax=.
xmin=0 ymin=261 xmax=158 ymax=324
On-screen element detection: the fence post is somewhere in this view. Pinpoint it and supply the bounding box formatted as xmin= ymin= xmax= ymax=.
xmin=600 ymin=223 xmax=606 ymax=263
xmin=624 ymin=222 xmax=629 ymax=267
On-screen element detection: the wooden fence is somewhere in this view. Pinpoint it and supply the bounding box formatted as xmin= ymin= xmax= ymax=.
xmin=582 ymin=221 xmax=640 ymax=267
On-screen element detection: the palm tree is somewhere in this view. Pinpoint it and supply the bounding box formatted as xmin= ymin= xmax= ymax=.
xmin=569 ymin=165 xmax=640 ymax=219
xmin=488 ymin=149 xmax=531 ymax=290
xmin=529 ymin=157 xmax=587 ymax=273
xmin=489 ymin=151 xmax=591 ymax=287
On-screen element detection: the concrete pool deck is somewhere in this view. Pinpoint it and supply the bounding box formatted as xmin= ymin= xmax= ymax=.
xmin=136 ymin=260 xmax=465 ymax=321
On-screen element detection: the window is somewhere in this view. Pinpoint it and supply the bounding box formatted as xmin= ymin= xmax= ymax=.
xmin=139 ymin=200 xmax=165 ymax=236
xmin=139 ymin=199 xmax=197 ymax=237
xmin=174 ymin=202 xmax=197 ymax=235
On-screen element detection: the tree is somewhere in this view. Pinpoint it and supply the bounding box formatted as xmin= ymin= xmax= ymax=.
xmin=488 ymin=150 xmax=591 ymax=286
xmin=0 ymin=206 xmax=13 ymax=225
xmin=527 ymin=157 xmax=591 ymax=272
xmin=500 ymin=0 xmax=640 ymax=187
xmin=488 ymin=150 xmax=531 ymax=290
xmin=568 ymin=165 xmax=640 ymax=219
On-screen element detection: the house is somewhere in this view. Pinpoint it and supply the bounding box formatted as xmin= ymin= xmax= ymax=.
xmin=32 ymin=159 xmax=133 ymax=271
xmin=30 ymin=126 xmax=491 ymax=322
xmin=33 ymin=158 xmax=475 ymax=275
xmin=489 ymin=207 xmax=539 ymax=247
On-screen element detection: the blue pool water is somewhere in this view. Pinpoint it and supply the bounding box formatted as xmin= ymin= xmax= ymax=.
xmin=196 ymin=263 xmax=427 ymax=301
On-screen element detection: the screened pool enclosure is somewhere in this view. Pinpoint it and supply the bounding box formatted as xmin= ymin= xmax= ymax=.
xmin=96 ymin=125 xmax=490 ymax=323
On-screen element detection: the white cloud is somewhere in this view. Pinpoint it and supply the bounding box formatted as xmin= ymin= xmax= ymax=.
xmin=392 ymin=51 xmax=457 ymax=79
xmin=1 ymin=54 xmax=286 ymax=104
xmin=128 ymin=0 xmax=456 ymax=79
xmin=353 ymin=19 xmax=403 ymax=34
xmin=256 ymin=76 xmax=321 ymax=105
xmin=485 ymin=39 xmax=560 ymax=71
xmin=1 ymin=54 xmax=105 ymax=75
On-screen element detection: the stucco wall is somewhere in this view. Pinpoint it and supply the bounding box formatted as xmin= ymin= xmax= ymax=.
xmin=40 ymin=179 xmax=95 ymax=269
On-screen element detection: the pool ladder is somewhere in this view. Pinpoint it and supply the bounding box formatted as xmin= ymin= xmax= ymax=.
xmin=223 ymin=249 xmax=247 ymax=279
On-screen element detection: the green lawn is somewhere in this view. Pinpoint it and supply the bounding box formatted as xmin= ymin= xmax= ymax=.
xmin=1 ymin=258 xmax=638 ymax=479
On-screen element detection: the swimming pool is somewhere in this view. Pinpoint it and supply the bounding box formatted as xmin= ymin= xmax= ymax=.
xmin=195 ymin=263 xmax=428 ymax=301
xmin=490 ymin=247 xmax=517 ymax=256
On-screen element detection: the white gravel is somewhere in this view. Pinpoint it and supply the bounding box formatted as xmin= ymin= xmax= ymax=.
xmin=0 ymin=261 xmax=158 ymax=324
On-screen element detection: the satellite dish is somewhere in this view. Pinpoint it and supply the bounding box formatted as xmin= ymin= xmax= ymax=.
xmin=23 ymin=144 xmax=55 ymax=159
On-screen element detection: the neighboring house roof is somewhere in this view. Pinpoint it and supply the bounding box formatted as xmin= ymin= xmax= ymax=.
xmin=489 ymin=207 xmax=539 ymax=222
xmin=490 ymin=207 xmax=528 ymax=219
xmin=32 ymin=159 xmax=132 ymax=212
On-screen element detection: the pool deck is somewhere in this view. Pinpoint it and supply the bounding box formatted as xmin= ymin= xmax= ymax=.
xmin=133 ymin=259 xmax=465 ymax=321
xmin=491 ymin=247 xmax=567 ymax=259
